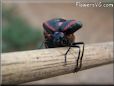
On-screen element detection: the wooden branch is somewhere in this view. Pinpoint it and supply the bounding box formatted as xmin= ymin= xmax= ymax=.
xmin=1 ymin=42 xmax=113 ymax=85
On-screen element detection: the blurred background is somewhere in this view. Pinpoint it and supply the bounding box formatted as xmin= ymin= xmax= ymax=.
xmin=2 ymin=0 xmax=113 ymax=85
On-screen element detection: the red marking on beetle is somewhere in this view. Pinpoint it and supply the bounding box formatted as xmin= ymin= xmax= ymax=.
xmin=63 ymin=20 xmax=77 ymax=31
xmin=44 ymin=22 xmax=56 ymax=32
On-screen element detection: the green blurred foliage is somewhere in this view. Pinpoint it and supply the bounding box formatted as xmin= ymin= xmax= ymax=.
xmin=2 ymin=7 xmax=43 ymax=52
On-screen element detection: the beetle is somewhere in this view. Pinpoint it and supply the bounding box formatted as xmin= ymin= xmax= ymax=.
xmin=42 ymin=18 xmax=85 ymax=72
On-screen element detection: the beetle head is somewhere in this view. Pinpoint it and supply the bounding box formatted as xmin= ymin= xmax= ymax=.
xmin=52 ymin=32 xmax=71 ymax=47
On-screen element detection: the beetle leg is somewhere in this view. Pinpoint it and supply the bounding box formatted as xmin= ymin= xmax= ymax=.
xmin=72 ymin=42 xmax=85 ymax=72
xmin=65 ymin=46 xmax=71 ymax=65
xmin=64 ymin=42 xmax=85 ymax=72
xmin=70 ymin=44 xmax=81 ymax=72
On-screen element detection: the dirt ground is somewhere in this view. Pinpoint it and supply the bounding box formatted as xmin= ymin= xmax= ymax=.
xmin=3 ymin=2 xmax=114 ymax=85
